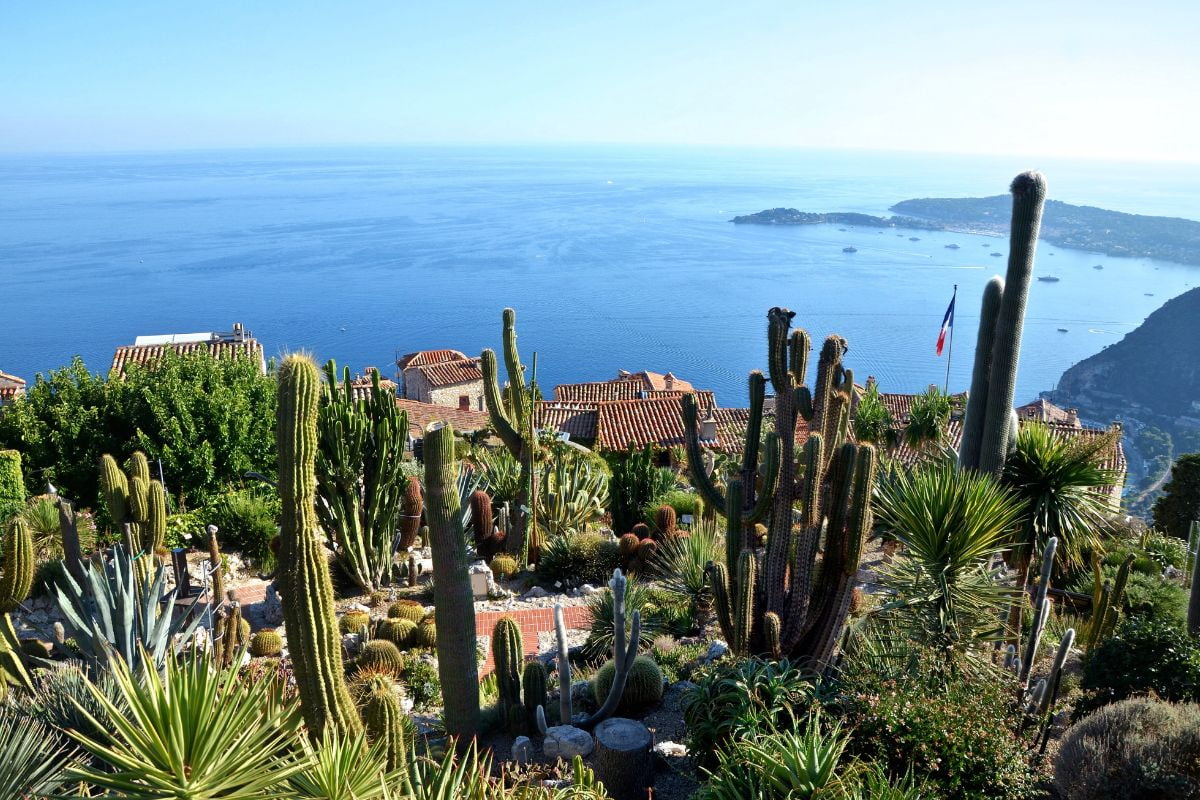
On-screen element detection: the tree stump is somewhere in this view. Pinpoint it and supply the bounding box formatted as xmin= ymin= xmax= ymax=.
xmin=593 ymin=717 xmax=653 ymax=800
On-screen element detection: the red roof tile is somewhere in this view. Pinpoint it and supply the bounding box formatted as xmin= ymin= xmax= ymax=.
xmin=110 ymin=339 xmax=266 ymax=378
xmin=536 ymin=402 xmax=599 ymax=440
xmin=0 ymin=371 xmax=25 ymax=404
xmin=397 ymin=349 xmax=469 ymax=370
xmin=416 ymin=358 xmax=483 ymax=388
xmin=594 ymin=395 xmax=728 ymax=451
xmin=395 ymin=398 xmax=492 ymax=434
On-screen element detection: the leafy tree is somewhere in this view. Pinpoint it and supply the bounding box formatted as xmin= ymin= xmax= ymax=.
xmin=1152 ymin=452 xmax=1200 ymax=540
xmin=0 ymin=351 xmax=275 ymax=511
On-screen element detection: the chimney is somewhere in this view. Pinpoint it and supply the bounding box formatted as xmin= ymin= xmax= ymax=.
xmin=700 ymin=411 xmax=718 ymax=442
xmin=664 ymin=372 xmax=675 ymax=391
xmin=1067 ymin=408 xmax=1079 ymax=427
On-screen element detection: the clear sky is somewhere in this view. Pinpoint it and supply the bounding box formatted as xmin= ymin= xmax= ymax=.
xmin=2 ymin=0 xmax=1197 ymax=161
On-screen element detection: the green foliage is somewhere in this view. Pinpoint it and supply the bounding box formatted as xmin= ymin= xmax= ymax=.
xmin=537 ymin=531 xmax=620 ymax=586
xmin=904 ymin=385 xmax=953 ymax=449
xmin=592 ymin=654 xmax=663 ymax=710
xmin=649 ymin=637 xmax=707 ymax=684
xmin=649 ymin=521 xmax=722 ymax=630
xmin=1144 ymin=529 xmax=1190 ymax=570
xmin=1077 ymin=616 xmax=1200 ymax=717
xmin=65 ymin=652 xmax=306 ymax=799
xmin=873 ymin=464 xmax=1022 ymax=656
xmin=1055 ymin=697 xmax=1200 ymax=799
xmin=288 ymin=731 xmax=396 ymax=800
xmin=605 ymin=445 xmax=674 ymax=534
xmin=164 ymin=509 xmax=205 ymax=550
xmin=1153 ymin=453 xmax=1200 ymax=540
xmin=640 ymin=489 xmax=698 ymax=527
xmin=400 ymin=656 xmax=442 ymax=710
xmin=835 ymin=653 xmax=1038 ymax=800
xmin=0 ymin=353 xmax=276 ymax=510
xmin=683 ymin=657 xmax=824 ymax=764
xmin=853 ymin=382 xmax=898 ymax=447
xmin=1069 ymin=566 xmax=1188 ymax=627
xmin=0 ymin=449 xmax=25 ymax=522
xmin=583 ymin=577 xmax=660 ymax=660
xmin=0 ymin=704 xmax=76 ymax=798
xmin=538 ymin=446 xmax=609 ymax=539
xmin=203 ymin=488 xmax=280 ymax=565
xmin=477 ymin=447 xmax=523 ymax=506
xmin=25 ymin=662 xmax=125 ymax=748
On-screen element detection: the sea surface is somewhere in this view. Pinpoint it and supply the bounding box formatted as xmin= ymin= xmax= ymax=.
xmin=1 ymin=146 xmax=1198 ymax=407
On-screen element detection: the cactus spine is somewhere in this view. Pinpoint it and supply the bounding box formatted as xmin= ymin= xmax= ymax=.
xmin=423 ymin=421 xmax=480 ymax=737
xmin=522 ymin=660 xmax=548 ymax=730
xmin=0 ymin=518 xmax=35 ymax=697
xmin=481 ymin=308 xmax=539 ymax=565
xmin=361 ymin=674 xmax=411 ymax=771
xmin=493 ymin=616 xmax=524 ymax=732
xmin=207 ymin=525 xmax=226 ymax=612
xmin=276 ymin=354 xmax=361 ymax=740
xmin=958 ymin=172 xmax=1047 ymax=476
xmin=145 ymin=479 xmax=167 ymax=556
xmin=686 ymin=308 xmax=876 ymax=663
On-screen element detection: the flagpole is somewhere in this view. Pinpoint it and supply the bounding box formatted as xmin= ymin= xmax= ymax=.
xmin=944 ymin=284 xmax=957 ymax=394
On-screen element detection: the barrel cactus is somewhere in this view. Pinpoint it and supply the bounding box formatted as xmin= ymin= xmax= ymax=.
xmin=387 ymin=600 xmax=426 ymax=623
xmin=376 ymin=618 xmax=417 ymax=650
xmin=250 ymin=629 xmax=283 ymax=658
xmin=360 ymin=673 xmax=414 ymax=771
xmin=413 ymin=618 xmax=437 ymax=649
xmin=490 ymin=554 xmax=519 ymax=579
xmin=357 ymin=639 xmax=405 ymax=676
xmin=398 ymin=477 xmax=423 ymax=550
xmin=655 ymin=505 xmax=677 ymax=538
xmin=339 ymin=610 xmax=372 ymax=635
xmin=592 ymin=655 xmax=663 ymax=710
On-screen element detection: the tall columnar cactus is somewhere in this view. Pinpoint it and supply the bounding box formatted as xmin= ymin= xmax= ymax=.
xmin=276 ymin=354 xmax=362 ymax=740
xmin=398 ymin=477 xmax=423 ymax=550
xmin=1018 ymin=537 xmax=1058 ymax=686
xmin=1084 ymin=551 xmax=1135 ymax=650
xmin=423 ymin=421 xmax=481 ymax=737
xmin=315 ymin=361 xmax=409 ymax=592
xmin=99 ymin=454 xmax=130 ymax=532
xmin=207 ymin=525 xmax=226 ymax=611
xmin=361 ymin=674 xmax=412 ymax=772
xmin=471 ymin=489 xmax=504 ymax=558
xmin=99 ymin=451 xmax=166 ymax=557
xmin=685 ymin=308 xmax=876 ymax=663
xmin=522 ymin=660 xmax=548 ymax=730
xmin=958 ymin=172 xmax=1048 ymax=476
xmin=0 ymin=518 xmax=35 ymax=698
xmin=144 ymin=479 xmax=167 ymax=556
xmin=492 ymin=616 xmax=524 ymax=731
xmin=481 ymin=308 xmax=539 ymax=565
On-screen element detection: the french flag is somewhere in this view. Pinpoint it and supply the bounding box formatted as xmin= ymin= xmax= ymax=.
xmin=936 ymin=292 xmax=955 ymax=356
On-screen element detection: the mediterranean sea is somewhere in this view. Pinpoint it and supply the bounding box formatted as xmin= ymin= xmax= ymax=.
xmin=1 ymin=145 xmax=1197 ymax=406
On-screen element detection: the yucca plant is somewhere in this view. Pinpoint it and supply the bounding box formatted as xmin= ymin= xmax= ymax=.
xmin=65 ymin=649 xmax=306 ymax=799
xmin=650 ymin=519 xmax=723 ymax=632
xmin=0 ymin=704 xmax=78 ymax=799
xmin=853 ymin=382 xmax=900 ymax=448
xmin=50 ymin=545 xmax=207 ymax=674
xmin=1002 ymin=422 xmax=1119 ymax=575
xmin=582 ymin=577 xmax=660 ymax=660
xmin=904 ymin=386 xmax=953 ymax=451
xmin=288 ymin=731 xmax=395 ymax=800
xmin=874 ymin=464 xmax=1023 ymax=659
xmin=477 ymin=447 xmax=523 ymax=506
xmin=398 ymin=741 xmax=497 ymax=800
xmin=538 ymin=448 xmax=609 ymax=539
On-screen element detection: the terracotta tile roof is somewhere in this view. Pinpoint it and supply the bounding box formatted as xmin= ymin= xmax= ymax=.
xmin=594 ymin=395 xmax=730 ymax=451
xmin=536 ymin=402 xmax=598 ymax=441
xmin=395 ymin=398 xmax=491 ymax=434
xmin=612 ymin=370 xmax=696 ymax=393
xmin=879 ymin=391 xmax=967 ymax=422
xmin=416 ymin=358 xmax=483 ymax=388
xmin=397 ymin=349 xmax=468 ymax=370
xmin=1016 ymin=398 xmax=1079 ymax=426
xmin=710 ymin=408 xmax=811 ymax=454
xmin=0 ymin=371 xmax=25 ymax=404
xmin=554 ymin=381 xmax=643 ymax=403
xmin=347 ymin=368 xmax=398 ymax=401
xmin=110 ymin=339 xmax=266 ymax=378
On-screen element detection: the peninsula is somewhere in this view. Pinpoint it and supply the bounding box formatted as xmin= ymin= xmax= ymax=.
xmin=733 ymin=197 xmax=1200 ymax=265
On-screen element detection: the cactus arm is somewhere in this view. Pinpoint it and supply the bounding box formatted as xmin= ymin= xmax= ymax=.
xmin=744 ymin=432 xmax=780 ymax=526
xmin=706 ymin=561 xmax=735 ymax=645
xmin=681 ymin=393 xmax=726 ymax=513
xmin=481 ymin=349 xmax=523 ymax=456
xmin=578 ymin=569 xmax=641 ymax=731
xmin=555 ymin=603 xmax=572 ymax=726
xmin=958 ymin=277 xmax=1005 ymax=472
xmin=978 ymin=172 xmax=1047 ymax=477
xmin=424 ymin=422 xmax=481 ymax=738
xmin=500 ymin=308 xmax=528 ymax=431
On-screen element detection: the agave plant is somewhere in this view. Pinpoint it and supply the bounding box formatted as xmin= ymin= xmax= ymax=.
xmin=398 ymin=741 xmax=497 ymax=800
xmin=50 ymin=545 xmax=207 ymax=673
xmin=650 ymin=519 xmax=722 ymax=632
xmin=478 ymin=447 xmax=523 ymax=506
xmin=538 ymin=448 xmax=609 ymax=539
xmin=0 ymin=704 xmax=78 ymax=798
xmin=904 ymin=386 xmax=953 ymax=451
xmin=289 ymin=731 xmax=395 ymax=800
xmin=66 ymin=650 xmax=306 ymax=799
xmin=874 ymin=464 xmax=1023 ymax=658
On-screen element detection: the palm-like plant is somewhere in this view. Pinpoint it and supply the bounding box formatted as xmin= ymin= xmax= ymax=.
xmin=66 ymin=651 xmax=306 ymax=799
xmin=650 ymin=519 xmax=723 ymax=632
xmin=874 ymin=464 xmax=1023 ymax=657
xmin=478 ymin=447 xmax=523 ymax=506
xmin=853 ymin=382 xmax=899 ymax=448
xmin=1001 ymin=422 xmax=1119 ymax=574
xmin=289 ymin=731 xmax=395 ymax=800
xmin=904 ymin=386 xmax=953 ymax=450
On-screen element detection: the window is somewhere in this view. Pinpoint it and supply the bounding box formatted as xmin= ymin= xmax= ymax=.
xmin=459 ymin=395 xmax=470 ymax=410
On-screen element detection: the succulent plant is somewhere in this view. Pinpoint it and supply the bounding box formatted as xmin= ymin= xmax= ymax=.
xmin=360 ymin=673 xmax=413 ymax=771
xmin=387 ymin=600 xmax=426 ymax=623
xmin=250 ymin=629 xmax=283 ymax=658
xmin=490 ymin=554 xmax=519 ymax=579
xmin=375 ymin=618 xmax=417 ymax=650
xmin=592 ymin=655 xmax=663 ymax=710
xmin=357 ymin=639 xmax=405 ymax=676
xmin=339 ymin=610 xmax=372 ymax=635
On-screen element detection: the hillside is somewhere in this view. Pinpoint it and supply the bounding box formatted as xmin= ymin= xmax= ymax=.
xmin=1054 ymin=285 xmax=1200 ymax=419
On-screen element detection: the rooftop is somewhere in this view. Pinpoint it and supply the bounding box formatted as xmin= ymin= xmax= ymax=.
xmin=396 ymin=349 xmax=469 ymax=371
xmin=0 ymin=370 xmax=26 ymax=404
xmin=396 ymin=398 xmax=492 ymax=434
xmin=110 ymin=323 xmax=265 ymax=377
xmin=416 ymin=357 xmax=483 ymax=388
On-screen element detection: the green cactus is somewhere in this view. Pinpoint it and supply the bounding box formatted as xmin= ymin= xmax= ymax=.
xmin=0 ymin=518 xmax=35 ymax=699
xmin=489 ymin=554 xmax=519 ymax=579
xmin=492 ymin=616 xmax=524 ymax=732
xmin=360 ymin=673 xmax=413 ymax=771
xmin=99 ymin=454 xmax=130 ymax=531
xmin=127 ymin=451 xmax=151 ymax=486
xmin=387 ymin=600 xmax=426 ymax=623
xmin=250 ymin=629 xmax=283 ymax=658
xmin=522 ymin=660 xmax=548 ymax=730
xmin=413 ymin=618 xmax=437 ymax=649
xmin=423 ymin=421 xmax=480 ymax=737
xmin=763 ymin=612 xmax=782 ymax=659
xmin=217 ymin=602 xmax=243 ymax=668
xmin=655 ymin=505 xmax=677 ymax=538
xmin=0 ymin=450 xmax=25 ymax=522
xmin=398 ymin=476 xmax=423 ymax=550
xmin=470 ymin=489 xmax=494 ymax=551
xmin=684 ymin=308 xmax=876 ymax=663
xmin=357 ymin=639 xmax=405 ymax=676
xmin=275 ymin=354 xmax=362 ymax=739
xmin=208 ymin=526 xmax=226 ymax=610
xmin=339 ymin=610 xmax=372 ymax=634
xmin=376 ymin=618 xmax=417 ymax=650
xmin=481 ymin=308 xmax=539 ymax=565
xmin=591 ymin=655 xmax=663 ymax=711
xmin=1084 ymin=552 xmax=1135 ymax=649
xmin=959 ymin=172 xmax=1048 ymax=477
xmin=144 ymin=479 xmax=167 ymax=556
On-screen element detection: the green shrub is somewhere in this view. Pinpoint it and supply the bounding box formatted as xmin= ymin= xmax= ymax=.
xmin=401 ymin=657 xmax=441 ymax=710
xmin=1077 ymin=616 xmax=1200 ymax=717
xmin=651 ymin=638 xmax=706 ymax=684
xmin=641 ymin=490 xmax=698 ymax=528
xmin=1070 ymin=565 xmax=1189 ymax=626
xmin=1143 ymin=531 xmax=1190 ymax=570
xmin=537 ymin=532 xmax=619 ymax=586
xmin=836 ymin=655 xmax=1038 ymax=800
xmin=202 ymin=489 xmax=278 ymax=565
xmin=582 ymin=578 xmax=660 ymax=661
xmin=165 ymin=510 xmax=206 ymax=550
xmin=684 ymin=657 xmax=824 ymax=766
xmin=0 ymin=449 xmax=26 ymax=522
xmin=1055 ymin=697 xmax=1200 ymax=799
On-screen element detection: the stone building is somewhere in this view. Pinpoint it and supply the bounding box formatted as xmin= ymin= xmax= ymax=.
xmin=396 ymin=349 xmax=485 ymax=410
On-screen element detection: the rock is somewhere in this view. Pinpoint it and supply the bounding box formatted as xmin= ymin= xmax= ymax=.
xmin=577 ymin=584 xmax=598 ymax=596
xmin=570 ymin=680 xmax=592 ymax=707
xmin=654 ymin=740 xmax=688 ymax=758
xmin=261 ymin=582 xmax=284 ymax=626
xmin=522 ymin=586 xmax=550 ymax=599
xmin=701 ymin=640 xmax=728 ymax=663
xmin=542 ymin=725 xmax=594 ymax=759
xmin=511 ymin=735 xmax=533 ymax=765
xmin=342 ymin=633 xmax=362 ymax=656
xmin=662 ymin=680 xmax=698 ymax=712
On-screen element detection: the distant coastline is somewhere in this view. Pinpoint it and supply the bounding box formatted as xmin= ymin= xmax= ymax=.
xmin=732 ymin=196 xmax=1200 ymax=266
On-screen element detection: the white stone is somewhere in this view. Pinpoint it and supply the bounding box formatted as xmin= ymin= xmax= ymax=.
xmin=511 ymin=735 xmax=533 ymax=764
xmin=701 ymin=640 xmax=728 ymax=663
xmin=654 ymin=740 xmax=688 ymax=758
xmin=577 ymin=584 xmax=598 ymax=596
xmin=522 ymin=586 xmax=550 ymax=599
xmin=342 ymin=633 xmax=362 ymax=656
xmin=542 ymin=725 xmax=594 ymax=759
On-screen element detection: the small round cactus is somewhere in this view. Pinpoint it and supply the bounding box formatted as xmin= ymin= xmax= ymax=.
xmin=655 ymin=505 xmax=677 ymax=537
xmin=375 ymin=618 xmax=417 ymax=650
xmin=237 ymin=617 xmax=252 ymax=645
xmin=356 ymin=639 xmax=405 ymax=676
xmin=592 ymin=655 xmax=663 ymax=711
xmin=339 ymin=610 xmax=372 ymax=634
xmin=412 ymin=617 xmax=437 ymax=648
xmin=489 ymin=554 xmax=519 ymax=579
xmin=631 ymin=522 xmax=651 ymax=540
xmin=250 ymin=629 xmax=283 ymax=658
xmin=618 ymin=533 xmax=640 ymax=558
xmin=387 ymin=600 xmax=426 ymax=623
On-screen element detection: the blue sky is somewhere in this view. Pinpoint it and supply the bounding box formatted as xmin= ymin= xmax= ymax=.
xmin=2 ymin=1 xmax=1197 ymax=160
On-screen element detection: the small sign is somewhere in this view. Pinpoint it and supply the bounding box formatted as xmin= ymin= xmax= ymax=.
xmin=681 ymin=514 xmax=694 ymax=525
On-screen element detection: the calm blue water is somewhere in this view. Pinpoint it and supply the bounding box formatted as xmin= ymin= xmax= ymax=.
xmin=2 ymin=146 xmax=1197 ymax=406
